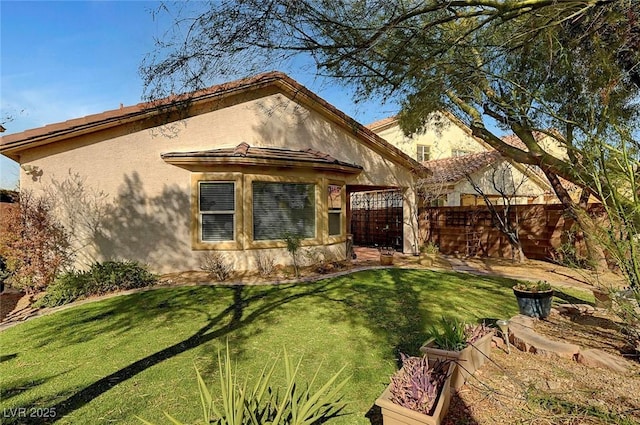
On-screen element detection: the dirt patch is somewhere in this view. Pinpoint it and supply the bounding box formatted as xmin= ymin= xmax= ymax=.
xmin=446 ymin=345 xmax=640 ymax=425
xmin=0 ymin=291 xmax=32 ymax=323
xmin=444 ymin=306 xmax=640 ymax=425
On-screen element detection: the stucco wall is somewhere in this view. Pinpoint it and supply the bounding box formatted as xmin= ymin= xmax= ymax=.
xmin=373 ymin=113 xmax=485 ymax=161
xmin=18 ymin=89 xmax=416 ymax=272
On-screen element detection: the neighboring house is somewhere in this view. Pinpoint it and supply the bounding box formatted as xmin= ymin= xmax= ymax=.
xmin=368 ymin=112 xmax=485 ymax=162
xmin=420 ymin=151 xmax=550 ymax=206
xmin=368 ymin=113 xmax=552 ymax=206
xmin=0 ymin=72 xmax=426 ymax=273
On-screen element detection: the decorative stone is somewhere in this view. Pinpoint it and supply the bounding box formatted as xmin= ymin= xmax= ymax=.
xmin=576 ymin=349 xmax=630 ymax=373
xmin=555 ymin=304 xmax=595 ymax=315
xmin=509 ymin=315 xmax=580 ymax=359
xmin=491 ymin=336 xmax=505 ymax=349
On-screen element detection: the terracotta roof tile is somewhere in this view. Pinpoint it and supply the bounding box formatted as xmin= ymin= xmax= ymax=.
xmin=162 ymin=143 xmax=363 ymax=170
xmin=366 ymin=116 xmax=398 ymax=131
xmin=421 ymin=151 xmax=501 ymax=184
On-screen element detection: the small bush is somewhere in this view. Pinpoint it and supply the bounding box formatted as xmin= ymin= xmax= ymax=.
xmin=200 ymin=251 xmax=233 ymax=281
xmin=87 ymin=261 xmax=158 ymax=294
xmin=254 ymin=251 xmax=276 ymax=278
xmin=34 ymin=271 xmax=90 ymax=308
xmin=283 ymin=232 xmax=302 ymax=277
xmin=34 ymin=260 xmax=157 ymax=308
xmin=552 ymin=229 xmax=593 ymax=270
xmin=421 ymin=242 xmax=439 ymax=255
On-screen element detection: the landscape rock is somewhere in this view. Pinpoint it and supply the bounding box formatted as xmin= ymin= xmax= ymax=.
xmin=491 ymin=336 xmax=505 ymax=349
xmin=555 ymin=304 xmax=596 ymax=315
xmin=576 ymin=349 xmax=630 ymax=373
xmin=509 ymin=315 xmax=580 ymax=359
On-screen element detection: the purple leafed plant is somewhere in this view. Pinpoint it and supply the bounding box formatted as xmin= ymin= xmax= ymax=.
xmin=465 ymin=322 xmax=492 ymax=346
xmin=389 ymin=354 xmax=450 ymax=415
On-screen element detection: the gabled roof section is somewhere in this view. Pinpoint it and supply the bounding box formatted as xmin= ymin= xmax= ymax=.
xmin=162 ymin=142 xmax=363 ymax=174
xmin=0 ymin=72 xmax=428 ymax=177
xmin=421 ymin=151 xmax=501 ymax=185
xmin=366 ymin=110 xmax=475 ymax=137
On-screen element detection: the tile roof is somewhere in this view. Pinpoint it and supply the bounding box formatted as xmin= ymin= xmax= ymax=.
xmin=420 ymin=151 xmax=502 ymax=184
xmin=0 ymin=72 xmax=428 ymax=177
xmin=161 ymin=142 xmax=363 ymax=172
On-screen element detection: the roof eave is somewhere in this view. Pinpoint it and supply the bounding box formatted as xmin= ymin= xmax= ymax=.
xmin=161 ymin=155 xmax=363 ymax=174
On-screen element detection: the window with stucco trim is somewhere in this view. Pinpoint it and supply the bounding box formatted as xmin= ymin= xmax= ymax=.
xmin=252 ymin=182 xmax=315 ymax=240
xmin=328 ymin=184 xmax=342 ymax=236
xmin=416 ymin=144 xmax=431 ymax=162
xmin=199 ymin=182 xmax=235 ymax=242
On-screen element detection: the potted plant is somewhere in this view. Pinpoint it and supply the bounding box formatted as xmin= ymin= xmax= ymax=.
xmin=375 ymin=355 xmax=454 ymax=425
xmin=419 ymin=317 xmax=494 ymax=389
xmin=380 ymin=246 xmax=395 ymax=266
xmin=513 ymin=280 xmax=554 ymax=318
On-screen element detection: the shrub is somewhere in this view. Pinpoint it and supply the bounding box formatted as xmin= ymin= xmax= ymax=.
xmin=199 ymin=251 xmax=233 ymax=281
xmin=0 ymin=193 xmax=73 ymax=294
xmin=34 ymin=260 xmax=157 ymax=308
xmin=421 ymin=242 xmax=439 ymax=255
xmin=425 ymin=317 xmax=492 ymax=351
xmin=33 ymin=271 xmax=90 ymax=308
xmin=552 ymin=229 xmax=593 ymax=270
xmin=254 ymin=251 xmax=276 ymax=278
xmin=137 ymin=343 xmax=349 ymax=425
xmin=283 ymin=232 xmax=302 ymax=277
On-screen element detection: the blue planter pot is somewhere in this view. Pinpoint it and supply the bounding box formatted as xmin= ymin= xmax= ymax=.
xmin=513 ymin=287 xmax=554 ymax=318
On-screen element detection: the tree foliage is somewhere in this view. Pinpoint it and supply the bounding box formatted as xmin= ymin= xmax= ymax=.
xmin=142 ymin=0 xmax=638 ymax=202
xmin=0 ymin=192 xmax=73 ymax=293
xmin=142 ymin=0 xmax=640 ymax=277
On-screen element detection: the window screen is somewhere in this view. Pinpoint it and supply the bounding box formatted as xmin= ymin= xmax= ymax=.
xmin=199 ymin=182 xmax=235 ymax=241
xmin=253 ymin=182 xmax=315 ymax=240
xmin=328 ymin=184 xmax=342 ymax=236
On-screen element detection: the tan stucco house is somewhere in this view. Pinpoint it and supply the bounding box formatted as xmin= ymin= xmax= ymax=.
xmin=0 ymin=72 xmax=426 ymax=273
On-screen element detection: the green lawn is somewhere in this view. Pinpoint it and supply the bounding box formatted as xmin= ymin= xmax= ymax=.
xmin=0 ymin=269 xmax=590 ymax=424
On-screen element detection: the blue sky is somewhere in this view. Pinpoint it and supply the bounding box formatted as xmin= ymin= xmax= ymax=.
xmin=0 ymin=1 xmax=399 ymax=189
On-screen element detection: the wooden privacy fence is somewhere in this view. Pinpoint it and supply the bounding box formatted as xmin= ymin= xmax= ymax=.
xmin=420 ymin=204 xmax=604 ymax=261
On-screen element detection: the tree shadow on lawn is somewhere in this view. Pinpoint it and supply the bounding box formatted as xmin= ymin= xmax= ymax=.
xmin=9 ymin=269 xmax=517 ymax=424
xmin=552 ymin=288 xmax=594 ymax=306
xmin=14 ymin=281 xmax=340 ymax=424
xmin=316 ymin=269 xmax=518 ymax=358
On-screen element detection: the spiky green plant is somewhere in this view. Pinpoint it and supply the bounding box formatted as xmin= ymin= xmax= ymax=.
xmin=137 ymin=342 xmax=350 ymax=425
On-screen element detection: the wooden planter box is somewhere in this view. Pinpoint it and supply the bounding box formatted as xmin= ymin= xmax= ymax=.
xmin=419 ymin=331 xmax=494 ymax=390
xmin=374 ymin=362 xmax=454 ymax=425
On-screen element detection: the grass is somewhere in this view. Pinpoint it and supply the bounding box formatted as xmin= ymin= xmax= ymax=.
xmin=0 ymin=269 xmax=585 ymax=424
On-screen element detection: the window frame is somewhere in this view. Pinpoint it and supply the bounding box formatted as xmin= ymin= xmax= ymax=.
xmin=251 ymin=180 xmax=317 ymax=242
xmin=327 ymin=183 xmax=344 ymax=239
xmin=198 ymin=181 xmax=236 ymax=243
xmin=245 ymin=174 xmax=323 ymax=249
xmin=191 ymin=173 xmax=243 ymax=250
xmin=416 ymin=144 xmax=431 ymax=162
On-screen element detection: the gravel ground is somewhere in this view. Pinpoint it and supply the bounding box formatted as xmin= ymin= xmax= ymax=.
xmin=444 ymin=308 xmax=640 ymax=425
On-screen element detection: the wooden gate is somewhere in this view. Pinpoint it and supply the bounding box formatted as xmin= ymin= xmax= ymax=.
xmin=350 ymin=190 xmax=403 ymax=251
